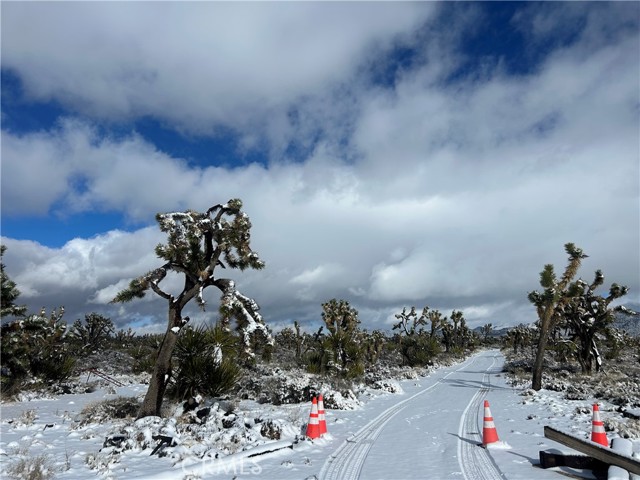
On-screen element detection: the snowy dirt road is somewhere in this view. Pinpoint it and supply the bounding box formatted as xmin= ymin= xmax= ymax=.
xmin=319 ymin=350 xmax=506 ymax=480
xmin=243 ymin=348 xmax=590 ymax=480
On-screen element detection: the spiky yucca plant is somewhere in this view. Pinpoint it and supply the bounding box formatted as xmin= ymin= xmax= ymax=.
xmin=168 ymin=324 xmax=241 ymax=400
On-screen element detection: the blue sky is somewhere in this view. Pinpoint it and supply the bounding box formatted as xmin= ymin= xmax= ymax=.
xmin=1 ymin=2 xmax=639 ymax=333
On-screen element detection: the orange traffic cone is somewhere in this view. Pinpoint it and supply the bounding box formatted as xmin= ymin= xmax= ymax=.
xmin=305 ymin=397 xmax=320 ymax=439
xmin=318 ymin=394 xmax=327 ymax=435
xmin=591 ymin=403 xmax=609 ymax=447
xmin=482 ymin=400 xmax=500 ymax=446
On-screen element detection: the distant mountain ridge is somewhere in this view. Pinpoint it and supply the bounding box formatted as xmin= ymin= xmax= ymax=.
xmin=474 ymin=302 xmax=640 ymax=338
xmin=613 ymin=302 xmax=640 ymax=336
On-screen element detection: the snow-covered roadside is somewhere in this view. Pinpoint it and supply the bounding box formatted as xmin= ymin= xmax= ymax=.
xmin=0 ymin=383 xmax=150 ymax=479
xmin=0 ymin=364 xmax=400 ymax=479
xmin=1 ymin=350 xmax=639 ymax=479
xmin=485 ymin=361 xmax=640 ymax=479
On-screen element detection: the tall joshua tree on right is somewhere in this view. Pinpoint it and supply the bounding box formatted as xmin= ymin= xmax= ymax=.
xmin=528 ymin=243 xmax=587 ymax=391
xmin=561 ymin=270 xmax=631 ymax=374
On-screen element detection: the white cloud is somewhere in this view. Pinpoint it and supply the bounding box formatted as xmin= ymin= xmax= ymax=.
xmin=1 ymin=2 xmax=435 ymax=140
xmin=1 ymin=3 xmax=637 ymax=332
xmin=0 ymin=129 xmax=73 ymax=216
xmin=291 ymin=264 xmax=343 ymax=286
xmin=290 ymin=264 xmax=346 ymax=302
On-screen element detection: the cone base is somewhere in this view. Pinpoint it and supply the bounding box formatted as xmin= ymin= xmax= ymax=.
xmin=306 ymin=424 xmax=320 ymax=439
xmin=482 ymin=432 xmax=500 ymax=446
xmin=591 ymin=434 xmax=609 ymax=447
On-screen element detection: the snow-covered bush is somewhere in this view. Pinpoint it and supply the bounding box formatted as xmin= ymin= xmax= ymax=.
xmin=604 ymin=417 xmax=640 ymax=439
xmin=322 ymin=389 xmax=361 ymax=410
xmin=368 ymin=379 xmax=403 ymax=394
xmin=75 ymin=396 xmax=140 ymax=426
xmin=260 ymin=419 xmax=284 ymax=440
xmin=259 ymin=370 xmax=316 ymax=405
xmin=1 ymin=308 xmax=75 ymax=397
xmin=7 ymin=453 xmax=57 ymax=480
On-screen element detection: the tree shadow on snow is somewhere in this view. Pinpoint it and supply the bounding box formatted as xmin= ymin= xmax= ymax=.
xmin=457 ymin=369 xmax=505 ymax=375
xmin=442 ymin=378 xmax=512 ymax=390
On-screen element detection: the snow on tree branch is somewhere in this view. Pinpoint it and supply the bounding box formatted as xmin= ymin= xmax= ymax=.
xmin=216 ymin=278 xmax=272 ymax=358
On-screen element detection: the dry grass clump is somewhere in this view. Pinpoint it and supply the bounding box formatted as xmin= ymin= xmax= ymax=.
xmin=75 ymin=396 xmax=140 ymax=426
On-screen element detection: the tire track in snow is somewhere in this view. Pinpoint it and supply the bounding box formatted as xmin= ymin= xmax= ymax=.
xmin=318 ymin=356 xmax=481 ymax=480
xmin=457 ymin=354 xmax=506 ymax=480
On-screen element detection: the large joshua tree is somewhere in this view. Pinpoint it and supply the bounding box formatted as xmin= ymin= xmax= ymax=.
xmin=528 ymin=243 xmax=587 ymax=391
xmin=561 ymin=271 xmax=629 ymax=374
xmin=112 ymin=199 xmax=270 ymax=418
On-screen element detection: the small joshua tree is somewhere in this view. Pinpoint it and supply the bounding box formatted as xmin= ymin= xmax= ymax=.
xmin=70 ymin=313 xmax=115 ymax=354
xmin=480 ymin=323 xmax=493 ymax=342
xmin=393 ymin=307 xmax=427 ymax=336
xmin=321 ymin=299 xmax=363 ymax=377
xmin=363 ymin=330 xmax=386 ymax=365
xmin=505 ymin=324 xmax=533 ymax=354
xmin=440 ymin=310 xmax=472 ymax=354
xmin=393 ymin=306 xmax=441 ymax=366
xmin=427 ymin=308 xmax=445 ymax=339
xmin=112 ymin=199 xmax=270 ymax=418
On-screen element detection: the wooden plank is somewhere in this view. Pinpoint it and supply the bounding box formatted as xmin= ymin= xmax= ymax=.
xmin=539 ymin=451 xmax=607 ymax=471
xmin=544 ymin=426 xmax=640 ymax=475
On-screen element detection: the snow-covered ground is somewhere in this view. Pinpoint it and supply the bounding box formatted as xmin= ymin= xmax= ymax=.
xmin=1 ymin=350 xmax=638 ymax=479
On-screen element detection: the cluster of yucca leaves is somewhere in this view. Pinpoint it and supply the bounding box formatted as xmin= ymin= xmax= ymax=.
xmin=167 ymin=323 xmax=241 ymax=400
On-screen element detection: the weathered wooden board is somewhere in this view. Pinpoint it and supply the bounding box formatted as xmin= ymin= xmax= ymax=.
xmin=543 ymin=426 xmax=640 ymax=475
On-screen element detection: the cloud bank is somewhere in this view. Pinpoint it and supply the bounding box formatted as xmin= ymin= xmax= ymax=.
xmin=1 ymin=2 xmax=638 ymax=333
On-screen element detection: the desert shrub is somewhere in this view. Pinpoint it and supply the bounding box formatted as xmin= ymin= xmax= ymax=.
xmin=260 ymin=419 xmax=282 ymax=440
xmin=167 ymin=323 xmax=241 ymax=400
xmin=30 ymin=350 xmax=76 ymax=383
xmin=126 ymin=333 xmax=163 ymax=374
xmin=396 ymin=334 xmax=441 ymax=367
xmin=1 ymin=308 xmax=75 ymax=394
xmin=128 ymin=344 xmax=156 ymax=374
xmin=20 ymin=409 xmax=38 ymax=426
xmin=303 ymin=348 xmax=330 ymax=375
xmin=77 ymin=396 xmax=140 ymax=426
xmin=112 ymin=327 xmax=137 ymax=349
xmin=7 ymin=453 xmax=57 ymax=480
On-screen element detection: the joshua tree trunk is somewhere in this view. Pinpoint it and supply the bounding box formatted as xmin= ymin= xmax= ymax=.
xmin=137 ymin=305 xmax=187 ymax=418
xmin=531 ymin=318 xmax=550 ymax=391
